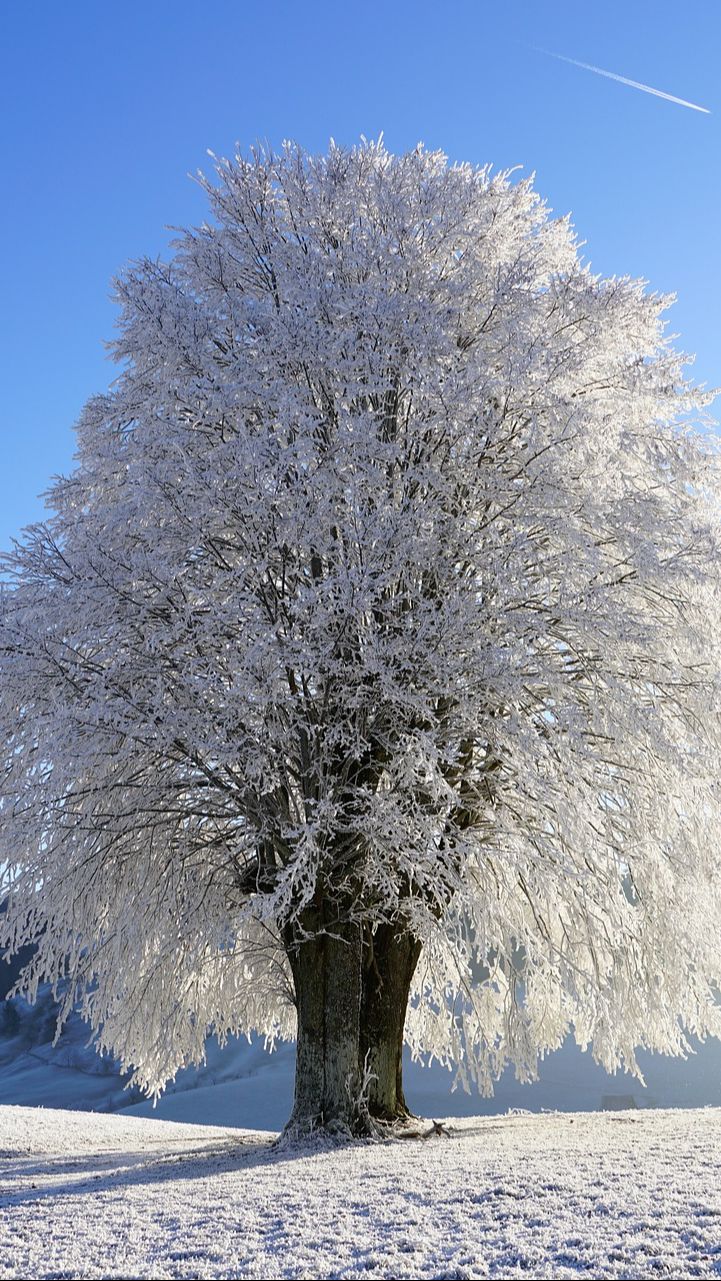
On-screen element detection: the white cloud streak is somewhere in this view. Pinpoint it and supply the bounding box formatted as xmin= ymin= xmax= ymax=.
xmin=540 ymin=50 xmax=710 ymax=115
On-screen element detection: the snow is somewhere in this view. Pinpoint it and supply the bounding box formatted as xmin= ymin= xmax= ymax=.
xmin=122 ymin=1035 xmax=721 ymax=1133
xmin=1 ymin=1104 xmax=721 ymax=1279
xmin=5 ymin=980 xmax=721 ymax=1133
xmin=4 ymin=984 xmax=721 ymax=1132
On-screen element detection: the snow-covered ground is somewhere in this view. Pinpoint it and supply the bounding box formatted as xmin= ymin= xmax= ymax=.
xmin=1 ymin=1103 xmax=721 ymax=1279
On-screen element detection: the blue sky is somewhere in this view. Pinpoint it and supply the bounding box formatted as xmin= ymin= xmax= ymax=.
xmin=1 ymin=0 xmax=718 ymax=550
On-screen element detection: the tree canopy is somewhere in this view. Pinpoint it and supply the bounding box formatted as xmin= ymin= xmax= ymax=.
xmin=1 ymin=140 xmax=720 ymax=1132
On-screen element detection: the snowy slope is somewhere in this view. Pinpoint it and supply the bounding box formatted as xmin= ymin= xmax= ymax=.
xmin=1 ymin=1103 xmax=721 ymax=1279
xmin=2 ymin=979 xmax=721 ymax=1130
xmin=123 ymin=1033 xmax=721 ymax=1132
xmin=0 ymin=989 xmax=140 ymax=1114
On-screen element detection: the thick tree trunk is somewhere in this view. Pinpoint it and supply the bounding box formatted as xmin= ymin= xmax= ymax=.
xmin=361 ymin=924 xmax=422 ymax=1121
xmin=284 ymin=917 xmax=365 ymax=1136
xmin=284 ymin=914 xmax=421 ymax=1136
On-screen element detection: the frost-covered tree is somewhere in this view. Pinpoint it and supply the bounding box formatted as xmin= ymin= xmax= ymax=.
xmin=2 ymin=139 xmax=721 ymax=1136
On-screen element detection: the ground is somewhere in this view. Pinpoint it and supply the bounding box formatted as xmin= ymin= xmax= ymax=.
xmin=1 ymin=1105 xmax=720 ymax=1279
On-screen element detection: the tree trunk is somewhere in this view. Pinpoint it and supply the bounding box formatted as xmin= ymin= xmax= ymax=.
xmin=284 ymin=914 xmax=421 ymax=1136
xmin=361 ymin=924 xmax=422 ymax=1121
xmin=284 ymin=917 xmax=366 ymax=1136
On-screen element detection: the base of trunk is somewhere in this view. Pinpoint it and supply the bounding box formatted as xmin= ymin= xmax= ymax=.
xmin=278 ymin=1108 xmax=390 ymax=1145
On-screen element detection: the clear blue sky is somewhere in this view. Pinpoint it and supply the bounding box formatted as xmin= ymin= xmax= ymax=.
xmin=1 ymin=0 xmax=718 ymax=550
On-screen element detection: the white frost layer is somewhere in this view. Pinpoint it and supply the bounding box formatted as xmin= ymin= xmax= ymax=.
xmin=1 ymin=1105 xmax=721 ymax=1279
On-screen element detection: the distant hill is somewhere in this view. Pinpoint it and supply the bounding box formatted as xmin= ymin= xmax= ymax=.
xmin=2 ymin=966 xmax=721 ymax=1131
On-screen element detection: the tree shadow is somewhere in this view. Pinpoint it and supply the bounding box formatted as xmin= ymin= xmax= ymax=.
xmin=0 ymin=1130 xmax=365 ymax=1205
xmin=0 ymin=1115 xmax=509 ymax=1208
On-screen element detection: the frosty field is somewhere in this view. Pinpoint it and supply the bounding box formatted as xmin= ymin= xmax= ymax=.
xmin=1 ymin=1105 xmax=720 ymax=1279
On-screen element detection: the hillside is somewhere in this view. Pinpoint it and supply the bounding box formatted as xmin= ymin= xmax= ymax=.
xmin=2 ymin=979 xmax=721 ymax=1129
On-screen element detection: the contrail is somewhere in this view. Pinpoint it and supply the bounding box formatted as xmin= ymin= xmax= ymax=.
xmin=540 ymin=49 xmax=710 ymax=114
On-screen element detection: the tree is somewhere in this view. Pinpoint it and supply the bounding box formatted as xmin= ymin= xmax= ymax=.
xmin=1 ymin=139 xmax=721 ymax=1137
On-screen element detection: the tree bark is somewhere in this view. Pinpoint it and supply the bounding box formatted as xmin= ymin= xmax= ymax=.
xmin=361 ymin=924 xmax=422 ymax=1121
xmin=284 ymin=916 xmax=365 ymax=1135
xmin=284 ymin=914 xmax=421 ymax=1136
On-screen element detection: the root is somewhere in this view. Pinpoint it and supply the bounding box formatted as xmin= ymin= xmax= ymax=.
xmin=395 ymin=1119 xmax=452 ymax=1140
xmin=275 ymin=1114 xmax=451 ymax=1149
xmin=275 ymin=1112 xmax=388 ymax=1149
